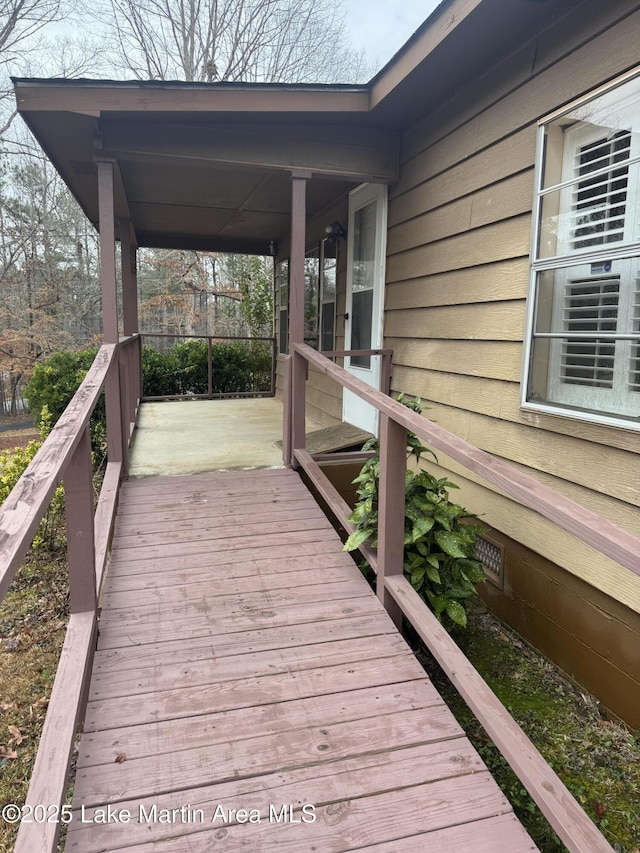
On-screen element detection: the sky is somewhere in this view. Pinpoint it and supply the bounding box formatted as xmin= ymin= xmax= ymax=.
xmin=342 ymin=0 xmax=443 ymax=72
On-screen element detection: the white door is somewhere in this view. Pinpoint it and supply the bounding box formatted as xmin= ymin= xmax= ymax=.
xmin=342 ymin=183 xmax=388 ymax=434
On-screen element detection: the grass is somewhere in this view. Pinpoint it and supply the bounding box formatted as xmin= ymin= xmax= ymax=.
xmin=0 ymin=556 xmax=69 ymax=853
xmin=408 ymin=599 xmax=640 ymax=853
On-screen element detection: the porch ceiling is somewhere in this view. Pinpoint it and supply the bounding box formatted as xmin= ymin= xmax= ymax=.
xmin=15 ymin=83 xmax=398 ymax=255
xmin=13 ymin=0 xmax=574 ymax=255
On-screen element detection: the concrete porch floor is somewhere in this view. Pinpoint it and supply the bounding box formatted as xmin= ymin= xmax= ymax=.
xmin=127 ymin=398 xmax=324 ymax=477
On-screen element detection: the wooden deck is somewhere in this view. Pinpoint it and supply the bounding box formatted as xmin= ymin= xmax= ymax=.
xmin=66 ymin=468 xmax=537 ymax=852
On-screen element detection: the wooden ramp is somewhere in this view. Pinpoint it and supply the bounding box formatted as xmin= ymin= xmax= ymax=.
xmin=67 ymin=469 xmax=537 ymax=852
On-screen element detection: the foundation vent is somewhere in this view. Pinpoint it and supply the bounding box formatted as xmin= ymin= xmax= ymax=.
xmin=475 ymin=535 xmax=504 ymax=588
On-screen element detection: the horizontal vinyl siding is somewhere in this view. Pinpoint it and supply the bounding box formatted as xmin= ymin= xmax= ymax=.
xmin=385 ymin=0 xmax=640 ymax=610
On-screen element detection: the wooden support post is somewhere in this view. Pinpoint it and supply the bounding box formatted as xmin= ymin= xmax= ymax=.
xmin=120 ymin=221 xmax=138 ymax=337
xmin=105 ymin=353 xmax=124 ymax=467
xmin=282 ymin=355 xmax=292 ymax=466
xmin=207 ymin=336 xmax=213 ymax=398
xmin=377 ymin=413 xmax=407 ymax=629
xmin=120 ymin=224 xmax=141 ymax=428
xmin=292 ymin=348 xmax=307 ymax=460
xmin=288 ymin=170 xmax=310 ymax=465
xmin=64 ymin=427 xmax=96 ymax=614
xmin=97 ymin=160 xmax=119 ymax=344
xmin=119 ymin=359 xmax=129 ymax=477
xmin=98 ymin=159 xmax=124 ymax=467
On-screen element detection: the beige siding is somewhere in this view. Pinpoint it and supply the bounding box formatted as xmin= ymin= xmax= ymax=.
xmin=401 ymin=0 xmax=640 ymax=163
xmin=385 ymin=2 xmax=640 ymax=610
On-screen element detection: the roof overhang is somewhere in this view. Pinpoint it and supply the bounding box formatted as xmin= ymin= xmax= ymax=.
xmin=12 ymin=0 xmax=575 ymax=254
xmin=14 ymin=80 xmax=398 ymax=254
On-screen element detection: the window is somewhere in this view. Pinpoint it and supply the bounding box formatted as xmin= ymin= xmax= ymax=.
xmin=276 ymin=259 xmax=289 ymax=355
xmin=524 ymin=69 xmax=640 ymax=427
xmin=320 ymin=238 xmax=337 ymax=352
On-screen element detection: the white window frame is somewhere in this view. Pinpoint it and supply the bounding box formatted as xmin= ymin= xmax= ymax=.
xmin=522 ymin=66 xmax=640 ymax=430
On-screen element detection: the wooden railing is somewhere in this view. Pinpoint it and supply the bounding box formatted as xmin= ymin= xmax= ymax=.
xmin=0 ymin=337 xmax=140 ymax=853
xmin=282 ymin=347 xmax=393 ymax=470
xmin=140 ymin=333 xmax=277 ymax=400
xmin=289 ymin=342 xmax=634 ymax=853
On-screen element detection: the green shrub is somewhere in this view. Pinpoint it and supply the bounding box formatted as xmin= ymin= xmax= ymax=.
xmin=142 ymin=339 xmax=273 ymax=396
xmin=245 ymin=342 xmax=273 ymax=391
xmin=25 ymin=349 xmax=99 ymax=425
xmin=344 ymin=395 xmax=485 ymax=630
xmin=24 ymin=348 xmax=106 ymax=461
xmin=175 ymin=339 xmax=209 ymax=394
xmin=0 ymin=412 xmax=65 ymax=554
xmin=141 ymin=346 xmax=180 ymax=397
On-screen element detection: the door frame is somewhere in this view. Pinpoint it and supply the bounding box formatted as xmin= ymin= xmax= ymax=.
xmin=342 ymin=182 xmax=388 ymax=434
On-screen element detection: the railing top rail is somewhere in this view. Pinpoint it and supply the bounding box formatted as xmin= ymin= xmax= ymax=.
xmin=0 ymin=343 xmax=117 ymax=600
xmin=294 ymin=342 xmax=640 ymax=578
xmin=140 ymin=332 xmax=275 ymax=343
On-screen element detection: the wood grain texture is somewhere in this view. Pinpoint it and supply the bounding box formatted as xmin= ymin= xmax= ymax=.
xmin=384 ymin=301 xmax=526 ymax=342
xmin=386 ymin=215 xmax=531 ymax=282
xmin=387 ymin=338 xmax=523 ymax=381
xmin=68 ymin=467 xmax=535 ymax=852
xmin=386 ymin=575 xmax=614 ymax=853
xmin=73 ymin=706 xmax=463 ymax=807
xmin=87 ymin=774 xmax=515 ymax=853
xmin=68 ymin=741 xmax=489 ymax=853
xmin=77 ymin=681 xmax=442 ymax=768
xmin=383 ymin=258 xmax=529 ymax=308
xmin=14 ymin=613 xmax=96 ymax=853
xmin=0 ymin=345 xmax=115 ymax=599
xmin=389 ymin=128 xmax=536 ymax=226
xmin=387 ymin=170 xmax=534 ymax=255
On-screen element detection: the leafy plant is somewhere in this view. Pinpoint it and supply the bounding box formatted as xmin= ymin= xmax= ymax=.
xmin=24 ymin=348 xmax=106 ymax=460
xmin=24 ymin=349 xmax=100 ymax=425
xmin=142 ymin=339 xmax=272 ymax=397
xmin=344 ymin=394 xmax=485 ymax=630
xmin=0 ymin=410 xmax=65 ymax=555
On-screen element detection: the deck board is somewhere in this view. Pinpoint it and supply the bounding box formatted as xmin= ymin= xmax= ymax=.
xmin=69 ymin=468 xmax=537 ymax=852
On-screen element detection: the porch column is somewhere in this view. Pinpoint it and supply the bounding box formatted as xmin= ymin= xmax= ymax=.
xmin=97 ymin=160 xmax=119 ymax=344
xmin=120 ymin=221 xmax=138 ymax=337
xmin=120 ymin=221 xmax=141 ymax=442
xmin=286 ymin=169 xmax=311 ymax=466
xmin=96 ymin=159 xmax=124 ymax=468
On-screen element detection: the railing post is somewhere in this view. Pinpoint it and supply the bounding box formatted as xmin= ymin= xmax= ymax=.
xmin=291 ymin=346 xmax=307 ymax=463
xmin=120 ymin=221 xmax=139 ymax=337
xmin=282 ymin=354 xmax=293 ymax=466
xmin=105 ymin=350 xmax=124 ymax=468
xmin=138 ymin=333 xmax=145 ymax=401
xmin=64 ymin=427 xmax=97 ymax=614
xmin=377 ymin=413 xmax=407 ymax=629
xmin=271 ymin=336 xmax=277 ymax=396
xmin=96 ymin=160 xmax=118 ymax=345
xmin=119 ymin=357 xmax=130 ymax=477
xmin=208 ymin=336 xmax=213 ymax=398
xmin=287 ymin=169 xmax=310 ymax=466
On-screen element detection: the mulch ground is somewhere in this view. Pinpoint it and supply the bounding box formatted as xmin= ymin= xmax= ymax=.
xmin=0 ymin=433 xmax=39 ymax=453
xmin=0 ymin=427 xmax=39 ymax=453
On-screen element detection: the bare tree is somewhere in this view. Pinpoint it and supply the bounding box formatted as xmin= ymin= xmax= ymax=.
xmin=97 ymin=0 xmax=368 ymax=83
xmin=0 ymin=0 xmax=70 ymax=134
